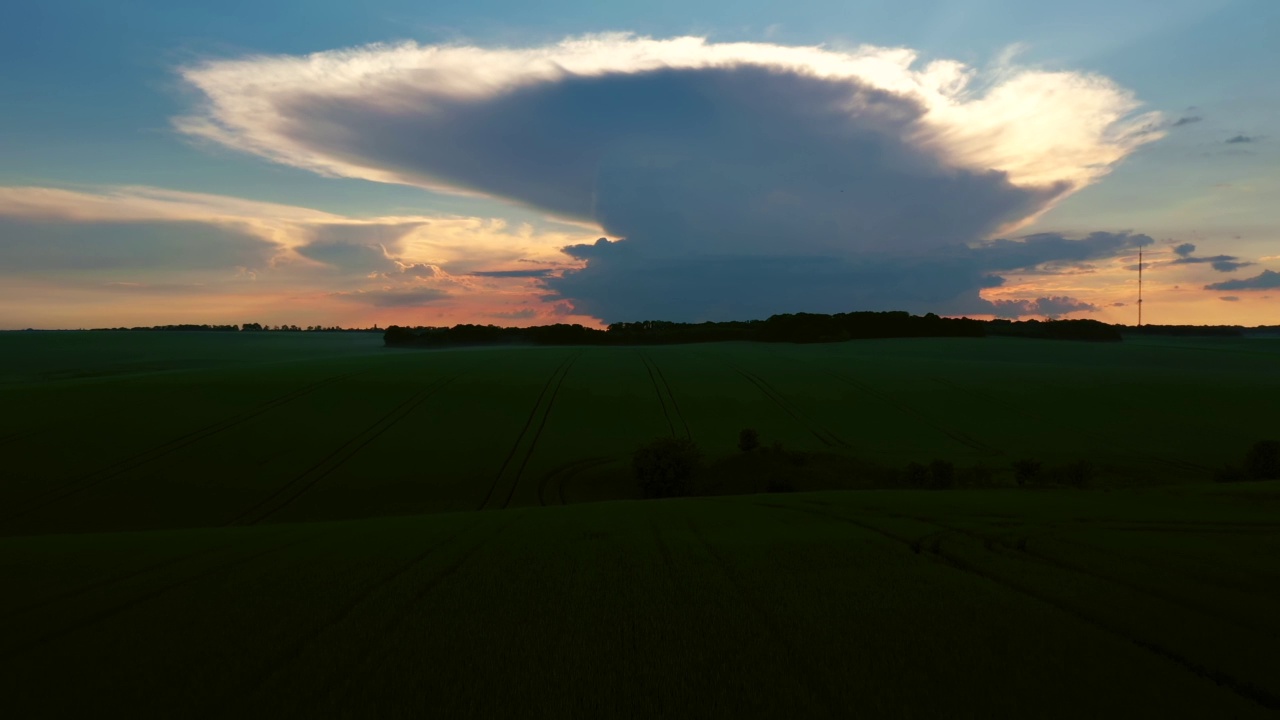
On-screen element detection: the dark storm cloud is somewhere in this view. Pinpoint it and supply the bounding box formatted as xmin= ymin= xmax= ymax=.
xmin=277 ymin=66 xmax=1061 ymax=262
xmin=1205 ymin=270 xmax=1280 ymax=291
xmin=0 ymin=219 xmax=277 ymax=272
xmin=970 ymin=232 xmax=1153 ymax=271
xmin=545 ymin=234 xmax=1136 ymax=322
xmin=988 ymin=296 xmax=1098 ymax=319
xmin=179 ymin=40 xmax=1170 ymax=322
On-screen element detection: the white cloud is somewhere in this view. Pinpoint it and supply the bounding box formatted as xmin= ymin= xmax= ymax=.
xmin=177 ymin=34 xmax=1161 ymax=207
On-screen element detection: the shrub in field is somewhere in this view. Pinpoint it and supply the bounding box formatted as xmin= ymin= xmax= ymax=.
xmin=738 ymin=428 xmax=761 ymax=452
xmin=928 ymin=459 xmax=955 ymax=490
xmin=1058 ymin=460 xmax=1095 ymax=488
xmin=903 ymin=462 xmax=929 ymax=488
xmin=1013 ymin=459 xmax=1042 ymax=486
xmin=633 ymin=437 xmax=702 ymax=498
xmin=1245 ymin=440 xmax=1280 ymax=480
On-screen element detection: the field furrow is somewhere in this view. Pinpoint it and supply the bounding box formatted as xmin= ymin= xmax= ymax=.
xmin=479 ymin=351 xmax=580 ymax=511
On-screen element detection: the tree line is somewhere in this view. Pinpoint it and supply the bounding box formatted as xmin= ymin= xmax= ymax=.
xmin=89 ymin=324 xmax=383 ymax=333
xmin=383 ymin=312 xmax=1130 ymax=348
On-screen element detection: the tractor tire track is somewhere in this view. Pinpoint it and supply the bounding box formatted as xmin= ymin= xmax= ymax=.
xmin=756 ymin=500 xmax=1280 ymax=712
xmin=638 ymin=351 xmax=692 ymax=440
xmin=0 ymin=430 xmax=34 ymax=448
xmin=678 ymin=508 xmax=845 ymax=718
xmin=537 ymin=456 xmax=606 ymax=506
xmin=830 ymin=504 xmax=1271 ymax=636
xmin=1 ymin=533 xmax=312 ymax=657
xmin=478 ymin=351 xmax=580 ymax=511
xmin=223 ymin=517 xmax=486 ymax=711
xmin=825 ymin=369 xmax=998 ymax=455
xmin=5 ymin=372 xmax=359 ymax=520
xmin=230 ymin=374 xmax=463 ymax=526
xmin=638 ymin=351 xmax=676 ymax=437
xmin=307 ymin=514 xmax=525 ymax=710
xmin=0 ymin=542 xmax=232 ymax=622
xmin=728 ymin=361 xmax=847 ymax=448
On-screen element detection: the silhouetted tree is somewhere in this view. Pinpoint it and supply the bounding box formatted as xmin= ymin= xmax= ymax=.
xmin=1013 ymin=459 xmax=1042 ymax=486
xmin=904 ymin=462 xmax=929 ymax=488
xmin=928 ymin=459 xmax=955 ymax=490
xmin=738 ymin=428 xmax=760 ymax=452
xmin=633 ymin=437 xmax=701 ymax=499
xmin=1059 ymin=460 xmax=1095 ymax=488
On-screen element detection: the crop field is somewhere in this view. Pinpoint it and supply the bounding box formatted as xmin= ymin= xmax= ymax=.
xmin=0 ymin=331 xmax=1278 ymax=716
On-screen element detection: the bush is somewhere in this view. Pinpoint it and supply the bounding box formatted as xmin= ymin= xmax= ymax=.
xmin=904 ymin=462 xmax=929 ymax=488
xmin=633 ymin=437 xmax=702 ymax=498
xmin=928 ymin=459 xmax=955 ymax=490
xmin=1013 ymin=459 xmax=1042 ymax=486
xmin=1059 ymin=460 xmax=1095 ymax=488
xmin=1245 ymin=440 xmax=1280 ymax=480
xmin=738 ymin=428 xmax=760 ymax=452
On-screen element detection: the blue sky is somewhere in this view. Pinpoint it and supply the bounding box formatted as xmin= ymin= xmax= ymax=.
xmin=1 ymin=0 xmax=1276 ymax=327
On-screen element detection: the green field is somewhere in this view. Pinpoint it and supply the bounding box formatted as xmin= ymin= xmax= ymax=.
xmin=1 ymin=332 xmax=1278 ymax=716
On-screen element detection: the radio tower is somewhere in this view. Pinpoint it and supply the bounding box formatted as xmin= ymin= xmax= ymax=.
xmin=1138 ymin=247 xmax=1143 ymax=327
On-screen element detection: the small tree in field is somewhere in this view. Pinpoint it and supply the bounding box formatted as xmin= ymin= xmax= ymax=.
xmin=738 ymin=428 xmax=760 ymax=452
xmin=633 ymin=437 xmax=701 ymax=498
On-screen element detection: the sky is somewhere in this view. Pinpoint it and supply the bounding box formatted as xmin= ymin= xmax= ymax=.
xmin=1 ymin=0 xmax=1276 ymax=329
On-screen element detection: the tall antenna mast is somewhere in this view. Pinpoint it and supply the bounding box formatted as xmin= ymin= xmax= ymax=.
xmin=1138 ymin=247 xmax=1143 ymax=327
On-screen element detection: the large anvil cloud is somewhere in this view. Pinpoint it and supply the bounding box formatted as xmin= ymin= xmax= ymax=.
xmin=178 ymin=35 xmax=1162 ymax=320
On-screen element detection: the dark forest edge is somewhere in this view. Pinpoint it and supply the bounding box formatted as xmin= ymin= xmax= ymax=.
xmin=20 ymin=313 xmax=1276 ymax=345
xmin=384 ymin=311 xmax=1280 ymax=348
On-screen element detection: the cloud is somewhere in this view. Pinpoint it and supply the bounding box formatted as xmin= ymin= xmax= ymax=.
xmin=1165 ymin=242 xmax=1252 ymax=273
xmin=1205 ymin=270 xmax=1280 ymax=291
xmin=988 ymin=296 xmax=1099 ymax=319
xmin=546 ymin=231 xmax=1144 ymax=321
xmin=329 ymin=287 xmax=451 ymax=307
xmin=470 ymin=268 xmax=555 ymax=278
xmin=175 ymin=35 xmax=1162 ymax=320
xmin=970 ymin=231 xmax=1152 ymax=272
xmin=0 ymin=218 xmax=278 ymax=273
xmin=1226 ymin=135 xmax=1259 ymax=144
xmin=489 ymin=308 xmax=539 ymax=320
xmin=1219 ymin=296 xmax=1240 ymax=302
xmin=1171 ymin=115 xmax=1202 ymax=127
xmin=1171 ymin=254 xmax=1252 ymax=273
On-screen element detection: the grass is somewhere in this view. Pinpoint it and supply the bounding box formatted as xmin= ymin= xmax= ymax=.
xmin=0 ymin=331 xmax=1277 ymax=715
xmin=1 ymin=485 xmax=1278 ymax=717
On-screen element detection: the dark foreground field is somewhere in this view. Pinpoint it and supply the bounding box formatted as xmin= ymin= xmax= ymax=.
xmin=1 ymin=332 xmax=1277 ymax=716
